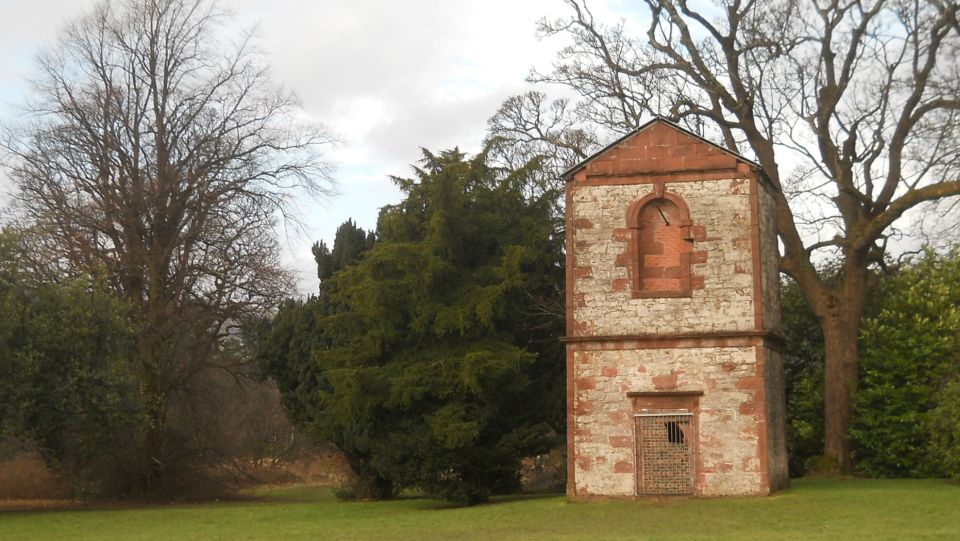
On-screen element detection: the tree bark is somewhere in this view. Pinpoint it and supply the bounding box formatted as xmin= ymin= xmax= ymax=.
xmin=810 ymin=260 xmax=869 ymax=474
xmin=820 ymin=311 xmax=860 ymax=473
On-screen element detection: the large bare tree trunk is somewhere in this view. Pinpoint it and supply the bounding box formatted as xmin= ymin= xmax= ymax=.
xmin=821 ymin=313 xmax=860 ymax=473
xmin=807 ymin=261 xmax=868 ymax=473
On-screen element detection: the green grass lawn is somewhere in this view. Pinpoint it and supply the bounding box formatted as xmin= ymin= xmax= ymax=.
xmin=1 ymin=479 xmax=957 ymax=541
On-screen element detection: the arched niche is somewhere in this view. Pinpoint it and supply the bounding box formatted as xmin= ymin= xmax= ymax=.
xmin=626 ymin=191 xmax=694 ymax=298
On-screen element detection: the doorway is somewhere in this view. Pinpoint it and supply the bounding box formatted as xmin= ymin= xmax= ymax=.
xmin=635 ymin=410 xmax=695 ymax=495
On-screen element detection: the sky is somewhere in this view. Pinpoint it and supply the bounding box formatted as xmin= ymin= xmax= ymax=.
xmin=0 ymin=0 xmax=629 ymax=295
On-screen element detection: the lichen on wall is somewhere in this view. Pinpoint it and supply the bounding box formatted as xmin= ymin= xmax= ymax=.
xmin=571 ymin=345 xmax=768 ymax=497
xmin=570 ymin=179 xmax=756 ymax=338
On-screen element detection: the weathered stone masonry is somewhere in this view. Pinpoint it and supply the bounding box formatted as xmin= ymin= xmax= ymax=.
xmin=564 ymin=119 xmax=789 ymax=499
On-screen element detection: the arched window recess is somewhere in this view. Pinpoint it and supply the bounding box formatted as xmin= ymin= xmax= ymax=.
xmin=626 ymin=188 xmax=695 ymax=298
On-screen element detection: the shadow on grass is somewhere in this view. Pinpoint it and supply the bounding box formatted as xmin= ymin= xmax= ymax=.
xmin=0 ymin=498 xmax=203 ymax=515
xmin=411 ymin=491 xmax=564 ymax=511
xmin=1 ymin=484 xmax=339 ymax=515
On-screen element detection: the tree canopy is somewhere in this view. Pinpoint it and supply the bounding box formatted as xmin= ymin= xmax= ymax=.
xmin=0 ymin=230 xmax=139 ymax=495
xmin=783 ymin=248 xmax=960 ymax=477
xmin=0 ymin=0 xmax=332 ymax=493
xmin=852 ymin=248 xmax=960 ymax=477
xmin=258 ymin=149 xmax=565 ymax=504
xmin=311 ymin=220 xmax=377 ymax=284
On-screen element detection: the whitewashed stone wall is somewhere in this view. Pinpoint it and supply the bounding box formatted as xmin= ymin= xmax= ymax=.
xmin=758 ymin=182 xmax=782 ymax=331
xmin=572 ymin=346 xmax=768 ymax=497
xmin=570 ymin=179 xmax=755 ymax=337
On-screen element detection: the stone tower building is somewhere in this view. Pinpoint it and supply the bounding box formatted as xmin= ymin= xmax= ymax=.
xmin=564 ymin=118 xmax=788 ymax=498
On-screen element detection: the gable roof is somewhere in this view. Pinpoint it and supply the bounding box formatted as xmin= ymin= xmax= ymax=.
xmin=560 ymin=116 xmax=761 ymax=181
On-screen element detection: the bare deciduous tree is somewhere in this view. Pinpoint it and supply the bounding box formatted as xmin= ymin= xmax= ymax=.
xmin=489 ymin=0 xmax=960 ymax=472
xmin=486 ymin=91 xmax=599 ymax=199
xmin=1 ymin=0 xmax=333 ymax=490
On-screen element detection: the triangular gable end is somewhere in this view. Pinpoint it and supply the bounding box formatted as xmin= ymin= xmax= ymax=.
xmin=562 ymin=117 xmax=761 ymax=182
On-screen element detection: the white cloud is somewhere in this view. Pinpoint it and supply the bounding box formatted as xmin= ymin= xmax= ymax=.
xmin=0 ymin=0 xmax=603 ymax=294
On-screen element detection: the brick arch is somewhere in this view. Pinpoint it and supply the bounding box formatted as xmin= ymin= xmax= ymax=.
xmin=626 ymin=191 xmax=692 ymax=230
xmin=626 ymin=190 xmax=696 ymax=298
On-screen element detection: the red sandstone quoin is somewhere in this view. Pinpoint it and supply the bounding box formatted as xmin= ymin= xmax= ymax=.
xmin=563 ymin=118 xmax=788 ymax=498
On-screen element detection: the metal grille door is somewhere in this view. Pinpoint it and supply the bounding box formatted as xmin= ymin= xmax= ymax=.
xmin=636 ymin=412 xmax=694 ymax=495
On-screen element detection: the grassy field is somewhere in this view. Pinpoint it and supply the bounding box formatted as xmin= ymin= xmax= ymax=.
xmin=0 ymin=479 xmax=957 ymax=540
